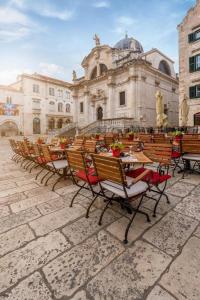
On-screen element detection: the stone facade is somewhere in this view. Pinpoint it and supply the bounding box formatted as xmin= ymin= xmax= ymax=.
xmin=178 ymin=0 xmax=200 ymax=126
xmin=0 ymin=85 xmax=24 ymax=136
xmin=72 ymin=36 xmax=179 ymax=128
xmin=10 ymin=73 xmax=73 ymax=135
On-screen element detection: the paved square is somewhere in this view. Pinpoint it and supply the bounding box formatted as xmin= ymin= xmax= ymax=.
xmin=0 ymin=139 xmax=199 ymax=299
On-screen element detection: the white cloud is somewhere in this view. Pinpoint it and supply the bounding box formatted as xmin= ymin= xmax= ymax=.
xmin=0 ymin=27 xmax=30 ymax=42
xmin=112 ymin=16 xmax=137 ymax=35
xmin=39 ymin=8 xmax=73 ymax=21
xmin=117 ymin=16 xmax=136 ymax=26
xmin=0 ymin=68 xmax=32 ymax=84
xmin=39 ymin=63 xmax=65 ymax=77
xmin=0 ymin=6 xmax=30 ymax=26
xmin=93 ymin=1 xmax=110 ymax=8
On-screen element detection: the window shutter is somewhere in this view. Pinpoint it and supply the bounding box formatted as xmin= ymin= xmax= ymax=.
xmin=188 ymin=33 xmax=194 ymax=43
xmin=189 ymin=86 xmax=196 ymax=99
xmin=189 ymin=56 xmax=196 ymax=72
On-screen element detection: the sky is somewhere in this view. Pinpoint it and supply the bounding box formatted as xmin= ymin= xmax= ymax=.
xmin=0 ymin=0 xmax=196 ymax=84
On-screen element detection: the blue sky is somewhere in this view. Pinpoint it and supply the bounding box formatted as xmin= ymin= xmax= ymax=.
xmin=0 ymin=0 xmax=196 ymax=84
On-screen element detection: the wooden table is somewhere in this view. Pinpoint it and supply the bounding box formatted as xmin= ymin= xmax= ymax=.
xmin=99 ymin=151 xmax=152 ymax=165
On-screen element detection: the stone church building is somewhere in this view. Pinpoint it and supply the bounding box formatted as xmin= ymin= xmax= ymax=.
xmin=72 ymin=34 xmax=179 ymax=129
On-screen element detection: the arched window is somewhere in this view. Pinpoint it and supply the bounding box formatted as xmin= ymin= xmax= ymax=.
xmin=57 ymin=118 xmax=63 ymax=129
xmin=90 ymin=66 xmax=97 ymax=79
xmin=100 ymin=64 xmax=108 ymax=75
xmin=58 ymin=103 xmax=63 ymax=112
xmin=66 ymin=103 xmax=70 ymax=113
xmin=6 ymin=96 xmax=12 ymax=104
xmin=159 ymin=60 xmax=171 ymax=76
xmin=33 ymin=118 xmax=41 ymax=134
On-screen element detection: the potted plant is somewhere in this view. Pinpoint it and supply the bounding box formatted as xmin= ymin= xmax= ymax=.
xmin=127 ymin=131 xmax=134 ymax=141
xmin=110 ymin=142 xmax=124 ymax=158
xmin=172 ymin=130 xmax=183 ymax=142
xmin=60 ymin=137 xmax=68 ymax=149
xmin=95 ymin=133 xmax=100 ymax=140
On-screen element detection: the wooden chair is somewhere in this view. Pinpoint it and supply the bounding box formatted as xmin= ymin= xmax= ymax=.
xmin=127 ymin=143 xmax=172 ymax=217
xmin=66 ymin=150 xmax=101 ymax=218
xmin=9 ymin=139 xmax=21 ymax=162
xmin=104 ymin=136 xmax=114 ymax=148
xmin=84 ymin=140 xmax=97 ymax=154
xmin=92 ymin=154 xmax=151 ymax=244
xmin=40 ymin=145 xmax=69 ymax=190
xmin=71 ymin=137 xmax=85 ymax=150
xmin=181 ymin=140 xmax=200 ymax=177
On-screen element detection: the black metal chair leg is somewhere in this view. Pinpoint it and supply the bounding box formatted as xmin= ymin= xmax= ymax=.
xmin=52 ymin=174 xmax=64 ymax=191
xmin=69 ymin=183 xmax=86 ymax=207
xmin=41 ymin=170 xmax=51 ymax=184
xmin=35 ymin=167 xmax=45 ymax=180
xmin=44 ymin=173 xmax=55 ymax=186
xmin=98 ymin=199 xmax=112 ymax=226
xmin=86 ymin=194 xmax=99 ymax=218
xmin=153 ymin=193 xmax=163 ymax=217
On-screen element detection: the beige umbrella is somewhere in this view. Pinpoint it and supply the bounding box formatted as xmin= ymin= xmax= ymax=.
xmin=155 ymin=91 xmax=168 ymax=127
xmin=180 ymin=94 xmax=189 ymax=126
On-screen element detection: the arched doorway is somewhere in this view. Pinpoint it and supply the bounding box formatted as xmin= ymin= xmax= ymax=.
xmin=194 ymin=112 xmax=200 ymax=125
xmin=97 ymin=106 xmax=103 ymax=120
xmin=0 ymin=121 xmax=18 ymax=137
xmin=33 ymin=118 xmax=41 ymax=134
xmin=48 ymin=118 xmax=55 ymax=130
xmin=57 ymin=118 xmax=63 ymax=129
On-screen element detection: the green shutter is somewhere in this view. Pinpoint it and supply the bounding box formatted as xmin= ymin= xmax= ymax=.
xmin=188 ymin=33 xmax=194 ymax=43
xmin=189 ymin=56 xmax=196 ymax=72
xmin=189 ymin=86 xmax=196 ymax=99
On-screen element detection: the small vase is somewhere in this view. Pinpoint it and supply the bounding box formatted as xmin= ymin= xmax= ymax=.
xmin=60 ymin=143 xmax=66 ymax=149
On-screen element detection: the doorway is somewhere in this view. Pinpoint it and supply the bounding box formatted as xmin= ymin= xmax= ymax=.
xmin=97 ymin=106 xmax=103 ymax=121
xmin=33 ymin=118 xmax=41 ymax=134
xmin=194 ymin=112 xmax=200 ymax=126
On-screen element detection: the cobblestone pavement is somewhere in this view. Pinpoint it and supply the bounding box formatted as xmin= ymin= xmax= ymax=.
xmin=0 ymin=138 xmax=200 ymax=300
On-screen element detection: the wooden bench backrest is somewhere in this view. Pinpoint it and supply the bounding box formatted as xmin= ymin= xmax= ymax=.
xmin=84 ymin=140 xmax=97 ymax=153
xmin=182 ymin=141 xmax=200 ymax=154
xmin=119 ymin=140 xmax=140 ymax=152
xmin=92 ymin=154 xmax=126 ymax=185
xmin=33 ymin=144 xmax=41 ymax=156
xmin=139 ymin=134 xmax=152 ymax=143
xmin=104 ymin=136 xmax=114 ymax=147
xmin=143 ymin=143 xmax=172 ymax=165
xmin=40 ymin=145 xmax=52 ymax=162
xmin=66 ymin=150 xmax=85 ymax=172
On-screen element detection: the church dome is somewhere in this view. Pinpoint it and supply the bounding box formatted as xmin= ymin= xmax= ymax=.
xmin=114 ymin=34 xmax=144 ymax=53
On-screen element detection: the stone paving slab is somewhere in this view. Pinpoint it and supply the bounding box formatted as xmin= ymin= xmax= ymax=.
xmin=62 ymin=209 xmax=121 ymax=245
xmin=0 ymin=224 xmax=35 ymax=257
xmin=146 ymin=285 xmax=176 ymax=300
xmin=142 ymin=195 xmax=182 ymax=215
xmin=43 ymin=230 xmax=124 ymax=298
xmin=29 ymin=205 xmax=86 ymax=236
xmin=0 ymin=207 xmax=41 ymax=234
xmin=180 ymin=174 xmax=200 ymax=185
xmin=0 ymin=231 xmax=70 ymax=293
xmin=191 ymin=185 xmax=200 ymax=195
xmin=0 ymin=206 xmax=10 ymax=218
xmin=174 ymin=194 xmax=200 ymax=221
xmin=10 ymin=191 xmax=60 ymax=213
xmin=160 ymin=237 xmax=200 ymax=300
xmin=0 ymin=182 xmax=17 ymax=191
xmin=70 ymin=290 xmax=90 ymax=300
xmin=0 ymin=272 xmax=53 ymax=300
xmin=0 ymin=183 xmax=39 ymax=198
xmin=0 ymin=192 xmax=27 ymax=206
xmin=106 ymin=208 xmax=162 ymax=244
xmin=24 ymin=186 xmax=51 ymax=197
xmin=166 ymin=182 xmax=195 ymax=197
xmin=37 ymin=197 xmax=69 ymax=215
xmin=87 ymin=240 xmax=171 ymax=300
xmin=194 ymin=226 xmax=200 ymax=238
xmin=143 ymin=210 xmax=198 ymax=256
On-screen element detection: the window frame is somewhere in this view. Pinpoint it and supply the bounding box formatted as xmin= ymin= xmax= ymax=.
xmin=189 ymin=85 xmax=200 ymax=99
xmin=188 ymin=30 xmax=200 ymax=43
xmin=80 ymin=101 xmax=84 ymax=113
xmin=119 ymin=91 xmax=126 ymax=107
xmin=189 ymin=54 xmax=200 ymax=72
xmin=49 ymin=87 xmax=55 ymax=96
xmin=33 ymin=84 xmax=39 ymax=93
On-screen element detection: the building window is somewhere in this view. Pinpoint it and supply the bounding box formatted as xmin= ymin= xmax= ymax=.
xmin=158 ymin=60 xmax=171 ymax=76
xmin=189 ymin=54 xmax=200 ymax=72
xmin=189 ymin=85 xmax=200 ymax=99
xmin=66 ymin=103 xmax=70 ymax=112
xmin=6 ymin=96 xmax=12 ymax=104
xmin=100 ymin=64 xmax=108 ymax=76
xmin=49 ymin=87 xmax=55 ymax=96
xmin=33 ymin=84 xmax=39 ymax=93
xmin=33 ymin=118 xmax=41 ymax=134
xmin=80 ymin=102 xmax=84 ymax=113
xmin=58 ymin=103 xmax=63 ymax=112
xmin=66 ymin=91 xmax=70 ymax=99
xmin=90 ymin=67 xmax=97 ymax=79
xmin=119 ymin=91 xmax=126 ymax=106
xmin=188 ymin=30 xmax=200 ymax=43
xmin=58 ymin=89 xmax=63 ymax=97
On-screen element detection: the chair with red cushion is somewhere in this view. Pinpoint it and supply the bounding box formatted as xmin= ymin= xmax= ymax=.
xmin=66 ymin=150 xmax=101 ymax=218
xmin=127 ymin=143 xmax=172 ymax=217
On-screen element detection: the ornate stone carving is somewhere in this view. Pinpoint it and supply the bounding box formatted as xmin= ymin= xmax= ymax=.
xmin=90 ymin=89 xmax=107 ymax=102
xmin=93 ymin=34 xmax=100 ymax=47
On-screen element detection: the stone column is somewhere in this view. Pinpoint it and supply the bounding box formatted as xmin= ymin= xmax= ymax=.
xmin=107 ymin=76 xmax=115 ymax=119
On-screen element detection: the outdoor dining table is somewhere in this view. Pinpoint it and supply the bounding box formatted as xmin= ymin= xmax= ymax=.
xmin=99 ymin=151 xmax=152 ymax=165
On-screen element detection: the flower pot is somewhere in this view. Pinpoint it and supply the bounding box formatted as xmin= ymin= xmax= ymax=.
xmin=112 ymin=148 xmax=121 ymax=158
xmin=128 ymin=135 xmax=134 ymax=141
xmin=175 ymin=135 xmax=182 ymax=142
xmin=60 ymin=143 xmax=66 ymax=149
xmin=96 ymin=135 xmax=100 ymax=140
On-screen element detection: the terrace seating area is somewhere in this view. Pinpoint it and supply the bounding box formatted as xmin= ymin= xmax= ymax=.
xmin=0 ymin=132 xmax=200 ymax=299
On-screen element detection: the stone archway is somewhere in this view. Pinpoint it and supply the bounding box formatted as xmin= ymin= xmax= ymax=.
xmin=97 ymin=106 xmax=103 ymax=121
xmin=0 ymin=121 xmax=19 ymax=137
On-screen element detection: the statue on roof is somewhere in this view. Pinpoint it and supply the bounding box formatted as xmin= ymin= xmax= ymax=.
xmin=72 ymin=70 xmax=77 ymax=81
xmin=93 ymin=34 xmax=100 ymax=47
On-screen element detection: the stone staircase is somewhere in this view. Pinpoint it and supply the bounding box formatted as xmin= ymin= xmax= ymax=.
xmin=48 ymin=122 xmax=77 ymax=137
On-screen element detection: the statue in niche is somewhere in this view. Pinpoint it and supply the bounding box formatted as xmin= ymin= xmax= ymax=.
xmin=72 ymin=70 xmax=77 ymax=81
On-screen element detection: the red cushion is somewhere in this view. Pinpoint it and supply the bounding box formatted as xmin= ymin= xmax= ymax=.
xmin=76 ymin=168 xmax=100 ymax=185
xmin=37 ymin=156 xmax=46 ymax=164
xmin=127 ymin=167 xmax=171 ymax=185
xmin=51 ymin=154 xmax=59 ymax=161
xmin=171 ymin=151 xmax=181 ymax=159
